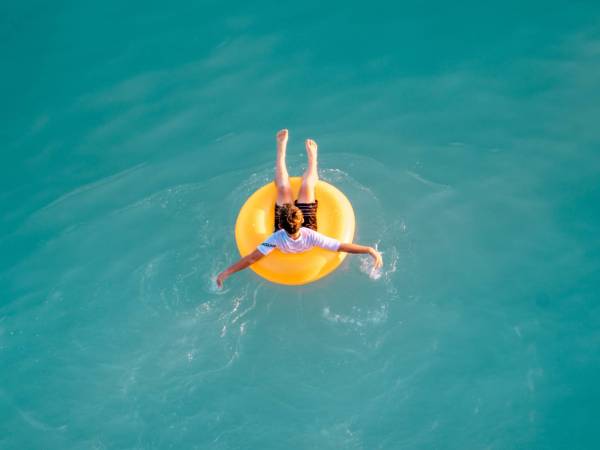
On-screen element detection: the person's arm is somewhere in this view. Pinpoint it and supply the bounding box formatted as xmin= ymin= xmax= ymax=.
xmin=216 ymin=249 xmax=265 ymax=288
xmin=338 ymin=243 xmax=383 ymax=269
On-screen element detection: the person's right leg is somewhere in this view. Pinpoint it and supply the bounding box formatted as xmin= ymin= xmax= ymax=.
xmin=295 ymin=138 xmax=319 ymax=230
xmin=275 ymin=129 xmax=293 ymax=205
xmin=297 ymin=138 xmax=318 ymax=203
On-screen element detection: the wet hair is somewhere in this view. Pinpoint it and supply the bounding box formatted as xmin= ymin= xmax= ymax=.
xmin=279 ymin=204 xmax=304 ymax=235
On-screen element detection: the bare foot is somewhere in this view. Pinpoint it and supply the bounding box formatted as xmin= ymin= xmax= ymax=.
xmin=276 ymin=129 xmax=289 ymax=148
xmin=305 ymin=138 xmax=318 ymax=163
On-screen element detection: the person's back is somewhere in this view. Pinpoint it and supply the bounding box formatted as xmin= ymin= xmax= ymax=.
xmin=258 ymin=226 xmax=341 ymax=256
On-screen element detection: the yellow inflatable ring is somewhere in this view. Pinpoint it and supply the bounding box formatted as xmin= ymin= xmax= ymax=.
xmin=235 ymin=177 xmax=355 ymax=285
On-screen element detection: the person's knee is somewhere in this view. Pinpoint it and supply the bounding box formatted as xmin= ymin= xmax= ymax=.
xmin=276 ymin=180 xmax=291 ymax=190
xmin=302 ymin=172 xmax=318 ymax=183
xmin=277 ymin=186 xmax=293 ymax=199
xmin=300 ymin=179 xmax=316 ymax=190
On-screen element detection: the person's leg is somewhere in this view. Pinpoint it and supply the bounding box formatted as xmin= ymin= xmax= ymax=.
xmin=297 ymin=138 xmax=318 ymax=203
xmin=275 ymin=129 xmax=293 ymax=206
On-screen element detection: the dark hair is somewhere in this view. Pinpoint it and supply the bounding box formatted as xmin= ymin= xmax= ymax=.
xmin=279 ymin=204 xmax=303 ymax=234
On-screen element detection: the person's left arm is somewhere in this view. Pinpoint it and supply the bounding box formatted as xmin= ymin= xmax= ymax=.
xmin=216 ymin=249 xmax=264 ymax=288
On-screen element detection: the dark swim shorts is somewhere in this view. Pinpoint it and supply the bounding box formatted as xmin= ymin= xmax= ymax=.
xmin=274 ymin=200 xmax=318 ymax=232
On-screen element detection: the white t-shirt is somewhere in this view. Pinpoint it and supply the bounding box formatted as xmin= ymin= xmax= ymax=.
xmin=257 ymin=228 xmax=341 ymax=256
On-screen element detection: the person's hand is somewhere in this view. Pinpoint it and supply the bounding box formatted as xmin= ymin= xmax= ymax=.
xmin=276 ymin=129 xmax=288 ymax=146
xmin=369 ymin=248 xmax=383 ymax=269
xmin=216 ymin=272 xmax=227 ymax=289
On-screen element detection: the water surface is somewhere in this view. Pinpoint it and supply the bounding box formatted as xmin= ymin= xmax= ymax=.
xmin=2 ymin=1 xmax=600 ymax=448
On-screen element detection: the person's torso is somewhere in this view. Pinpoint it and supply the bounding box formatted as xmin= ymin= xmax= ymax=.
xmin=272 ymin=228 xmax=315 ymax=254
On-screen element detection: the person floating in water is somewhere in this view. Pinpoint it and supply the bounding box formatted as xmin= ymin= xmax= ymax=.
xmin=216 ymin=129 xmax=383 ymax=288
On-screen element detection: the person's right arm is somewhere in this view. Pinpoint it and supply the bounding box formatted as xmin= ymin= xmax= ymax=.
xmin=337 ymin=243 xmax=383 ymax=269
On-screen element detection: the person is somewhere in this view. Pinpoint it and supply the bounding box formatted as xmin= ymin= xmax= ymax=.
xmin=216 ymin=129 xmax=383 ymax=288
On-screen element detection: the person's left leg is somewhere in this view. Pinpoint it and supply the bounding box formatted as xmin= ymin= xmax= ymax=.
xmin=297 ymin=138 xmax=318 ymax=203
xmin=273 ymin=129 xmax=293 ymax=231
xmin=275 ymin=129 xmax=293 ymax=206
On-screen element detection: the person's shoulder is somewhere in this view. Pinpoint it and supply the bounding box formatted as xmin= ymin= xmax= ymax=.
xmin=303 ymin=228 xmax=327 ymax=243
xmin=303 ymin=227 xmax=328 ymax=237
xmin=274 ymin=229 xmax=287 ymax=238
xmin=307 ymin=228 xmax=338 ymax=243
xmin=261 ymin=230 xmax=281 ymax=243
xmin=268 ymin=229 xmax=288 ymax=243
xmin=300 ymin=227 xmax=317 ymax=237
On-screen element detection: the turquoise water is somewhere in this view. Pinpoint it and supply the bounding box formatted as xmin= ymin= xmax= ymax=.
xmin=2 ymin=1 xmax=600 ymax=448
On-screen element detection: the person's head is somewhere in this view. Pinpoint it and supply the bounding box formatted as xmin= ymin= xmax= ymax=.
xmin=279 ymin=204 xmax=303 ymax=235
